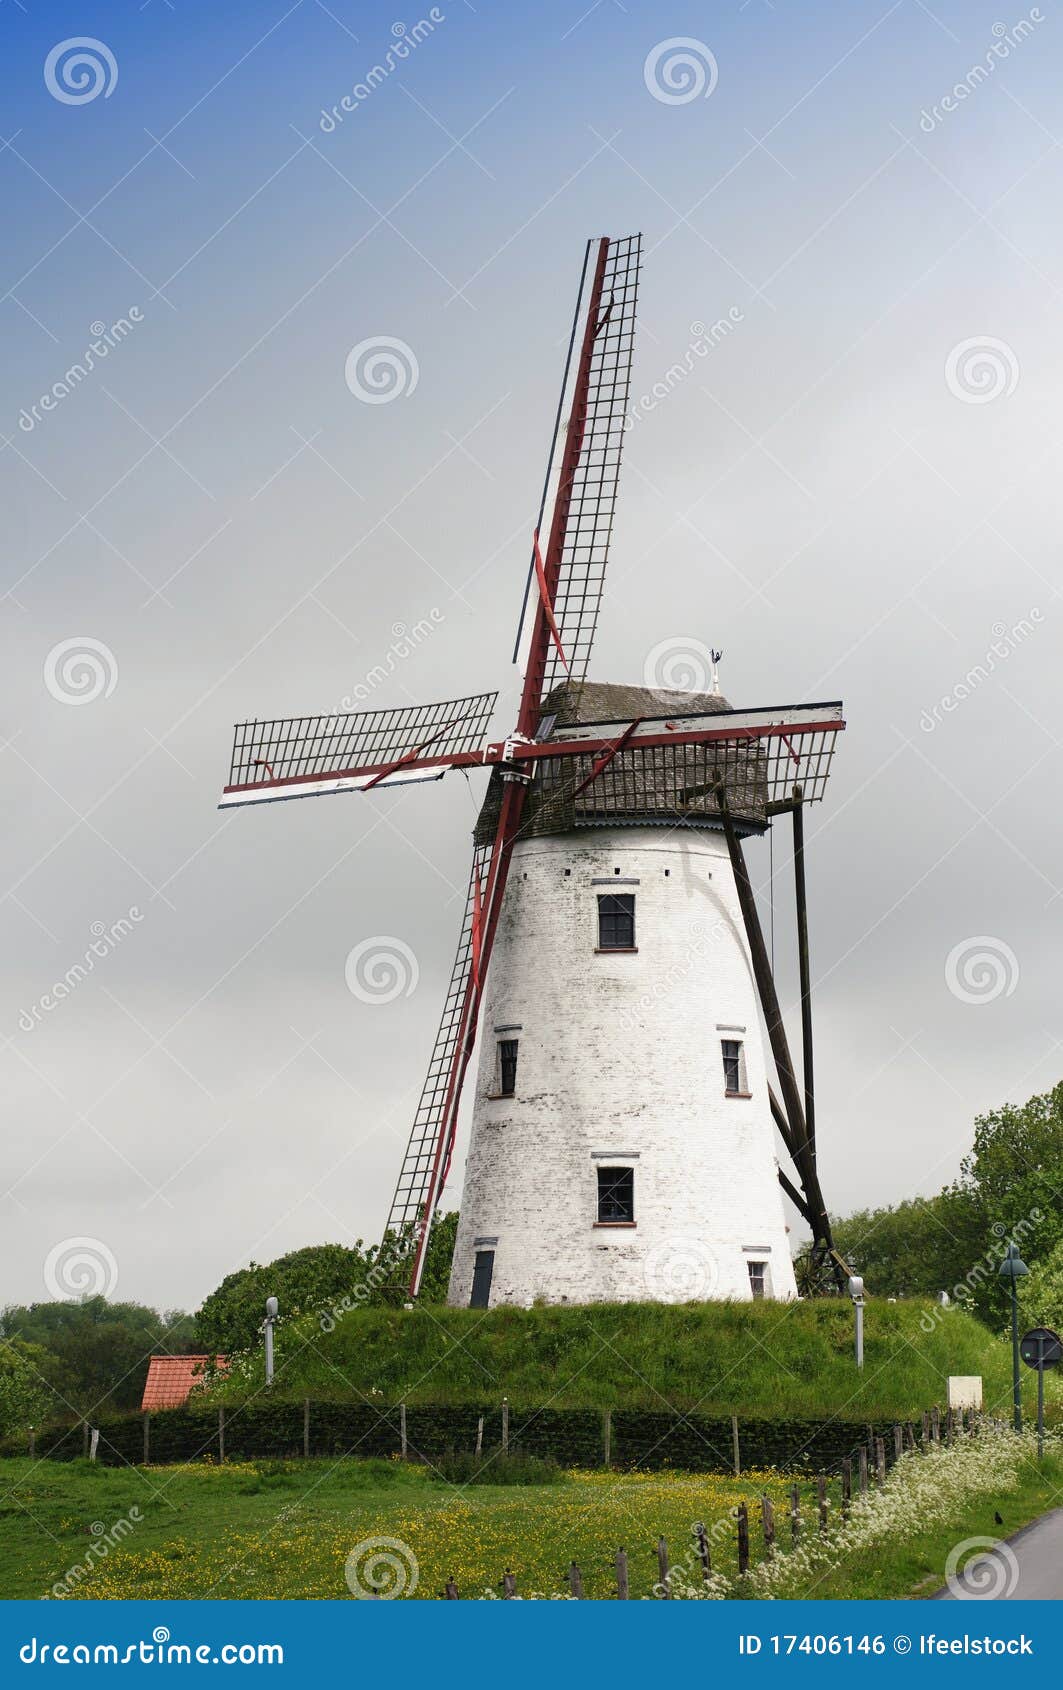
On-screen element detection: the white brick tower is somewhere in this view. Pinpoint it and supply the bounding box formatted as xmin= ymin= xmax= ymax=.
xmin=447 ymin=686 xmax=799 ymax=1309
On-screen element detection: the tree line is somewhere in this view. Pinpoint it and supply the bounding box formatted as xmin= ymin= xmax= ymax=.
xmin=0 ymin=1215 xmax=457 ymax=1437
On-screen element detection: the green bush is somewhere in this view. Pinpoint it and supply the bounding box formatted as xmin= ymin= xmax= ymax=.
xmin=430 ymin=1448 xmax=565 ymax=1486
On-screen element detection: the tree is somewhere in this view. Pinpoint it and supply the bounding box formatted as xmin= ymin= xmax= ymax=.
xmin=195 ymin=1216 xmax=461 ymax=1353
xmin=1020 ymin=1236 xmax=1063 ymax=1331
xmin=827 ymin=1187 xmax=983 ymax=1301
xmin=196 ymin=1243 xmax=378 ymax=1352
xmin=0 ymin=1339 xmax=54 ymax=1439
xmin=961 ymin=1083 xmax=1063 ymax=1268
xmin=811 ymin=1083 xmax=1063 ymax=1321
xmin=0 ymin=1300 xmax=197 ymax=1418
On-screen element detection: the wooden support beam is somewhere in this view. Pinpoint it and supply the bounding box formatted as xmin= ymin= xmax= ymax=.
xmin=778 ymin=1166 xmax=813 ymax=1228
xmin=767 ymin=1082 xmax=801 ymax=1164
xmin=713 ymin=779 xmax=825 ymax=1225
xmin=715 ymin=774 xmax=850 ymax=1289
xmin=792 ymin=785 xmax=816 ymax=1168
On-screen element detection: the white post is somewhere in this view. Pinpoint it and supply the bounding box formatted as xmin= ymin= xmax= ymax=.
xmin=849 ymin=1276 xmax=865 ymax=1370
xmin=264 ymin=1295 xmax=278 ymax=1385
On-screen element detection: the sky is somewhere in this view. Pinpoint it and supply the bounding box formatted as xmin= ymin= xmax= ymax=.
xmin=1 ymin=0 xmax=1061 ymax=1313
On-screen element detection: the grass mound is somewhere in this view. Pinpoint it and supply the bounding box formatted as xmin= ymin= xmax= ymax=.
xmin=209 ymin=1297 xmax=1030 ymax=1420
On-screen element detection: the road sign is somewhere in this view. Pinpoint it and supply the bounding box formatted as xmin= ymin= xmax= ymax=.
xmin=1020 ymin=1327 xmax=1062 ymax=1370
xmin=1020 ymin=1327 xmax=1060 ymax=1462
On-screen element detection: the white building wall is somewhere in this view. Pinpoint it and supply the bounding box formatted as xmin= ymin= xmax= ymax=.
xmin=447 ymin=826 xmax=798 ymax=1307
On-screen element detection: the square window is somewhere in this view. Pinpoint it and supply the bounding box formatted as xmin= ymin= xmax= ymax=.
xmin=598 ymin=893 xmax=635 ymax=950
xmin=722 ymin=1039 xmax=745 ymax=1094
xmin=747 ymin=1260 xmax=767 ymax=1300
xmin=497 ymin=1039 xmax=518 ymax=1098
xmin=597 ymin=1166 xmax=634 ymax=1224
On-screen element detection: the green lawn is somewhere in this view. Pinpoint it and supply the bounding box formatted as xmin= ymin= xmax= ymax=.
xmin=1 ymin=1434 xmax=1058 ymax=1601
xmin=0 ymin=1455 xmax=815 ymax=1601
xmin=209 ymin=1297 xmax=1043 ymax=1420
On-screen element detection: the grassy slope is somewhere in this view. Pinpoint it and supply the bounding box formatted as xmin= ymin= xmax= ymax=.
xmin=210 ymin=1298 xmax=1038 ymax=1420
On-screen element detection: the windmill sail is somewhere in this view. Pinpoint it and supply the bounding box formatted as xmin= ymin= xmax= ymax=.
xmin=543 ymin=233 xmax=641 ymax=697
xmin=220 ymin=693 xmax=497 ymax=807
xmin=516 ymin=235 xmax=642 ymax=714
xmin=385 ymin=841 xmax=492 ymax=1236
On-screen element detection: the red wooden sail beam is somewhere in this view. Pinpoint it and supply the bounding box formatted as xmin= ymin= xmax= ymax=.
xmin=517 ymin=238 xmax=610 ymax=732
xmin=532 ymin=529 xmax=569 ymax=676
xmin=221 ymin=712 xmax=845 ymax=804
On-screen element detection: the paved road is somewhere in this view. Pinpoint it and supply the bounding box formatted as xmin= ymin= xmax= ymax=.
xmin=931 ymin=1508 xmax=1063 ymax=1600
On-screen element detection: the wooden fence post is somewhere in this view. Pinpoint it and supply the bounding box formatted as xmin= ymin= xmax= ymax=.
xmin=737 ymin=1503 xmax=750 ymax=1574
xmin=731 ymin=1414 xmax=741 ymax=1476
xmin=657 ymin=1536 xmax=671 ymax=1598
xmin=931 ymin=1405 xmax=941 ymax=1447
xmin=501 ymin=1398 xmax=509 ymax=1456
xmin=475 ymin=1415 xmax=484 ymax=1457
xmin=893 ymin=1424 xmax=903 ymax=1463
xmin=28 ymin=1428 xmax=36 ymax=1460
xmin=568 ymin=1562 xmax=584 ymax=1599
xmin=761 ymin=1495 xmax=775 ymax=1558
xmin=142 ymin=1413 xmax=150 ymax=1466
xmin=790 ymin=1483 xmax=801 ymax=1546
xmin=399 ymin=1402 xmax=408 ymax=1460
xmin=817 ymin=1474 xmax=828 ymax=1534
xmin=874 ymin=1437 xmax=886 ymax=1485
xmin=858 ymin=1447 xmax=868 ymax=1494
xmin=602 ymin=1408 xmax=612 ymax=1468
xmin=921 ymin=1408 xmax=930 ymax=1447
xmin=303 ymin=1399 xmax=310 ymax=1460
xmin=695 ymin=1521 xmax=712 ymax=1584
xmin=502 ymin=1569 xmax=516 ymax=1599
xmin=444 ymin=1578 xmax=459 ymax=1600
xmin=841 ymin=1458 xmax=851 ymax=1519
xmin=218 ymin=1406 xmax=225 ymax=1464
xmin=616 ymin=1549 xmax=629 ymax=1600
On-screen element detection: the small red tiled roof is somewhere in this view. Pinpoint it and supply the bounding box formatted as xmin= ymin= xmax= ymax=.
xmin=140 ymin=1355 xmax=227 ymax=1412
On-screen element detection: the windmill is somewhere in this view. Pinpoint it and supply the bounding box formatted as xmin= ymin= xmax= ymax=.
xmin=220 ymin=234 xmax=849 ymax=1305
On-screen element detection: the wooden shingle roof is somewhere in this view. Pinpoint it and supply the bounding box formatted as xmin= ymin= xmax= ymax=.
xmin=475 ymin=680 xmax=768 ymax=844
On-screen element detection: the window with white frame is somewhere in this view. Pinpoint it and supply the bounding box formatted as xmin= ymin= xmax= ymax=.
xmin=747 ymin=1260 xmax=768 ymax=1299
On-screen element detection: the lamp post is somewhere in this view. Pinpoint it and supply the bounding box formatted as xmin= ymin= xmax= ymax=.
xmin=848 ymin=1275 xmax=865 ymax=1370
xmin=998 ymin=1243 xmax=1029 ymax=1433
xmin=263 ymin=1295 xmax=279 ymax=1387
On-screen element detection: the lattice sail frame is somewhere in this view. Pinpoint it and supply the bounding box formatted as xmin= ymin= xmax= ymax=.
xmin=386 ymin=842 xmax=492 ymax=1234
xmin=221 ymin=693 xmax=497 ymax=806
xmin=540 ymin=234 xmax=641 ymax=698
